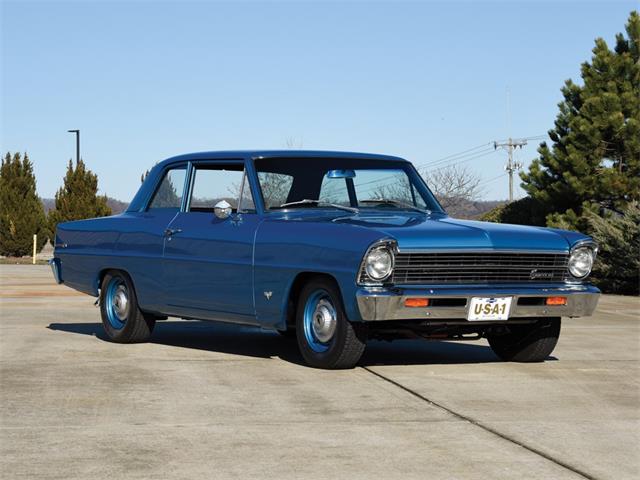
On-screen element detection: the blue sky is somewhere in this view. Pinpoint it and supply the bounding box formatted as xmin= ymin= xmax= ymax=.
xmin=1 ymin=0 xmax=636 ymax=201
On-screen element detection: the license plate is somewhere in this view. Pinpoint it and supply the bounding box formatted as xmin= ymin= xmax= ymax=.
xmin=467 ymin=297 xmax=512 ymax=321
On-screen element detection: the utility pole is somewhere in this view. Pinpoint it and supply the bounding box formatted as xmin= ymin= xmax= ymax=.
xmin=67 ymin=129 xmax=80 ymax=164
xmin=494 ymin=137 xmax=527 ymax=202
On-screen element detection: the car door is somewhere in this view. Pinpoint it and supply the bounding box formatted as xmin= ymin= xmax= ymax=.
xmin=162 ymin=160 xmax=261 ymax=324
xmin=114 ymin=163 xmax=188 ymax=313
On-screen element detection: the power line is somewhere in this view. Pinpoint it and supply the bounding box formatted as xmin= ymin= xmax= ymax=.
xmin=356 ymin=150 xmax=500 ymax=196
xmin=417 ymin=147 xmax=496 ymax=171
xmin=417 ymin=142 xmax=493 ymax=168
xmin=321 ymin=137 xmax=541 ymax=199
xmin=424 ymin=150 xmax=498 ymax=173
xmin=351 ymin=147 xmax=498 ymax=193
xmin=479 ymin=173 xmax=507 ymax=187
xmin=494 ymin=134 xmax=547 ymax=143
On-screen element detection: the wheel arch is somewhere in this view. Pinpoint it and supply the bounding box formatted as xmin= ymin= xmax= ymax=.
xmin=282 ymin=272 xmax=344 ymax=331
xmin=96 ymin=268 xmax=137 ymax=300
xmin=96 ymin=267 xmax=165 ymax=317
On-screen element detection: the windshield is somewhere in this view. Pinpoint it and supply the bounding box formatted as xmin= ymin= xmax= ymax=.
xmin=254 ymin=157 xmax=442 ymax=213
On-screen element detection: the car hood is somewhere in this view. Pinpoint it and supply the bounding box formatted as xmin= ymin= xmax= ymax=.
xmin=331 ymin=213 xmax=574 ymax=251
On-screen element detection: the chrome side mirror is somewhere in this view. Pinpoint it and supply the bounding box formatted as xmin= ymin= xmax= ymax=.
xmin=214 ymin=200 xmax=232 ymax=220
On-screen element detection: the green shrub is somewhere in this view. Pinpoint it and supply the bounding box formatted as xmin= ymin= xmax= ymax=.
xmin=586 ymin=202 xmax=640 ymax=295
xmin=480 ymin=196 xmax=547 ymax=226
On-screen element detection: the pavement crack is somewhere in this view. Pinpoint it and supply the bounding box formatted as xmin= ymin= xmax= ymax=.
xmin=361 ymin=366 xmax=599 ymax=480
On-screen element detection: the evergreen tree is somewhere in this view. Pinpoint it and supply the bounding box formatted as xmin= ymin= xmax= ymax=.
xmin=0 ymin=152 xmax=48 ymax=256
xmin=151 ymin=176 xmax=180 ymax=208
xmin=48 ymin=158 xmax=111 ymax=232
xmin=142 ymin=168 xmax=180 ymax=207
xmin=586 ymin=202 xmax=640 ymax=295
xmin=480 ymin=196 xmax=548 ymax=226
xmin=520 ymin=11 xmax=640 ymax=229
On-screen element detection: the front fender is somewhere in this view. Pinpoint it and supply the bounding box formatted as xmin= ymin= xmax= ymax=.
xmin=253 ymin=219 xmax=385 ymax=329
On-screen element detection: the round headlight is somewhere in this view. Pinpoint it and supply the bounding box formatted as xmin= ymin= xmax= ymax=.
xmin=365 ymin=246 xmax=394 ymax=281
xmin=568 ymin=247 xmax=595 ymax=278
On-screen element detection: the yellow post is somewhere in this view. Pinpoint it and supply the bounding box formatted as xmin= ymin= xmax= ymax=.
xmin=33 ymin=234 xmax=37 ymax=264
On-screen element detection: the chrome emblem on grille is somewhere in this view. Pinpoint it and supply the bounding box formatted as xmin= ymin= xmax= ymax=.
xmin=529 ymin=269 xmax=554 ymax=279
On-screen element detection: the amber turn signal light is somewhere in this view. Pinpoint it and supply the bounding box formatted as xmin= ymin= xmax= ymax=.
xmin=546 ymin=296 xmax=567 ymax=306
xmin=404 ymin=298 xmax=430 ymax=308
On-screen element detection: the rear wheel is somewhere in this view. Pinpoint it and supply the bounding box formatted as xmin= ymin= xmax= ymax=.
xmin=296 ymin=278 xmax=367 ymax=369
xmin=487 ymin=318 xmax=561 ymax=362
xmin=100 ymin=271 xmax=155 ymax=343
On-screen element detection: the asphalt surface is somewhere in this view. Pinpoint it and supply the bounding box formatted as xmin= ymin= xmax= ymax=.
xmin=0 ymin=264 xmax=638 ymax=479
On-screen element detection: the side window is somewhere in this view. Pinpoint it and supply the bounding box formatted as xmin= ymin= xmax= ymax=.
xmin=188 ymin=164 xmax=254 ymax=213
xmin=148 ymin=166 xmax=187 ymax=211
xmin=258 ymin=172 xmax=293 ymax=209
xmin=319 ymin=175 xmax=350 ymax=206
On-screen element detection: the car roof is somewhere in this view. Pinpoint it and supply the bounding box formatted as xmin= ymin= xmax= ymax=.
xmin=156 ymin=150 xmax=408 ymax=169
xmin=128 ymin=150 xmax=413 ymax=213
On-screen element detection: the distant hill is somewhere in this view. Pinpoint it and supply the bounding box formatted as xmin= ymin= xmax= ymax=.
xmin=41 ymin=197 xmax=129 ymax=215
xmin=441 ymin=199 xmax=505 ymax=219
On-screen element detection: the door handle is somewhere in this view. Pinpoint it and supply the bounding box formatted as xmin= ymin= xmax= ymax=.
xmin=164 ymin=228 xmax=182 ymax=237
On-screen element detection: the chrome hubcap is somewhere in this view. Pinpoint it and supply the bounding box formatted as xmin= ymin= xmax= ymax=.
xmin=112 ymin=285 xmax=129 ymax=321
xmin=311 ymin=298 xmax=337 ymax=343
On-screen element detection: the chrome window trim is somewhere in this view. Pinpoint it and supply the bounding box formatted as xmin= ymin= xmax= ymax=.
xmin=237 ymin=168 xmax=247 ymax=214
xmin=184 ymin=159 xmax=245 ymax=213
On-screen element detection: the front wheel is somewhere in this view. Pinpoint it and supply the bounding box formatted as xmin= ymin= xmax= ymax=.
xmin=296 ymin=278 xmax=367 ymax=369
xmin=487 ymin=318 xmax=561 ymax=362
xmin=100 ymin=271 xmax=155 ymax=343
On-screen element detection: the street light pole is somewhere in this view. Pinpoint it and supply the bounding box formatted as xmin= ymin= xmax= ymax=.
xmin=67 ymin=129 xmax=80 ymax=164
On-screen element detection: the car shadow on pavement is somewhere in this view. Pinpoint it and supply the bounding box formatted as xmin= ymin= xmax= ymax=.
xmin=47 ymin=320 xmax=514 ymax=366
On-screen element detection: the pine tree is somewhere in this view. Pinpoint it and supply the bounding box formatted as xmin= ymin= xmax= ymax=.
xmin=520 ymin=11 xmax=640 ymax=229
xmin=141 ymin=168 xmax=180 ymax=207
xmin=586 ymin=202 xmax=640 ymax=295
xmin=0 ymin=152 xmax=48 ymax=257
xmin=48 ymin=158 xmax=111 ymax=232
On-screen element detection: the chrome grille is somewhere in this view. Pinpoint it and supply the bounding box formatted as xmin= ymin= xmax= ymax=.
xmin=389 ymin=251 xmax=569 ymax=285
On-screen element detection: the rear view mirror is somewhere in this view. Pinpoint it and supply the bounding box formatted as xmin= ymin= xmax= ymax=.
xmin=327 ymin=169 xmax=356 ymax=179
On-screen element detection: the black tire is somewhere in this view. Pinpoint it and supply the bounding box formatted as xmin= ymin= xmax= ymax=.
xmin=100 ymin=271 xmax=155 ymax=343
xmin=295 ymin=277 xmax=367 ymax=369
xmin=488 ymin=318 xmax=561 ymax=362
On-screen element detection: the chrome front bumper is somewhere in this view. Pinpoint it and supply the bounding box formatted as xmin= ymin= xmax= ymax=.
xmin=356 ymin=284 xmax=600 ymax=321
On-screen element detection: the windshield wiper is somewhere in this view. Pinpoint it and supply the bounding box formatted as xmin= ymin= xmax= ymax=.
xmin=359 ymin=199 xmax=431 ymax=214
xmin=278 ymin=199 xmax=359 ymax=213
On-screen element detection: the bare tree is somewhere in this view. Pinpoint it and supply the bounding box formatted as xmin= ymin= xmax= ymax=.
xmin=225 ymin=137 xmax=302 ymax=209
xmin=369 ymin=173 xmax=414 ymax=204
xmin=228 ymin=172 xmax=293 ymax=209
xmin=284 ymin=136 xmax=304 ymax=149
xmin=257 ymin=172 xmax=293 ymax=208
xmin=421 ymin=165 xmax=482 ymax=216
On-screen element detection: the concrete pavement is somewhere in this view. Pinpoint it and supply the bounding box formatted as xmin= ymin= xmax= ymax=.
xmin=1 ymin=265 xmax=638 ymax=479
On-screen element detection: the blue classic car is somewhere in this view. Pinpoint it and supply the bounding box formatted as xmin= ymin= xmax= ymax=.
xmin=50 ymin=151 xmax=600 ymax=369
